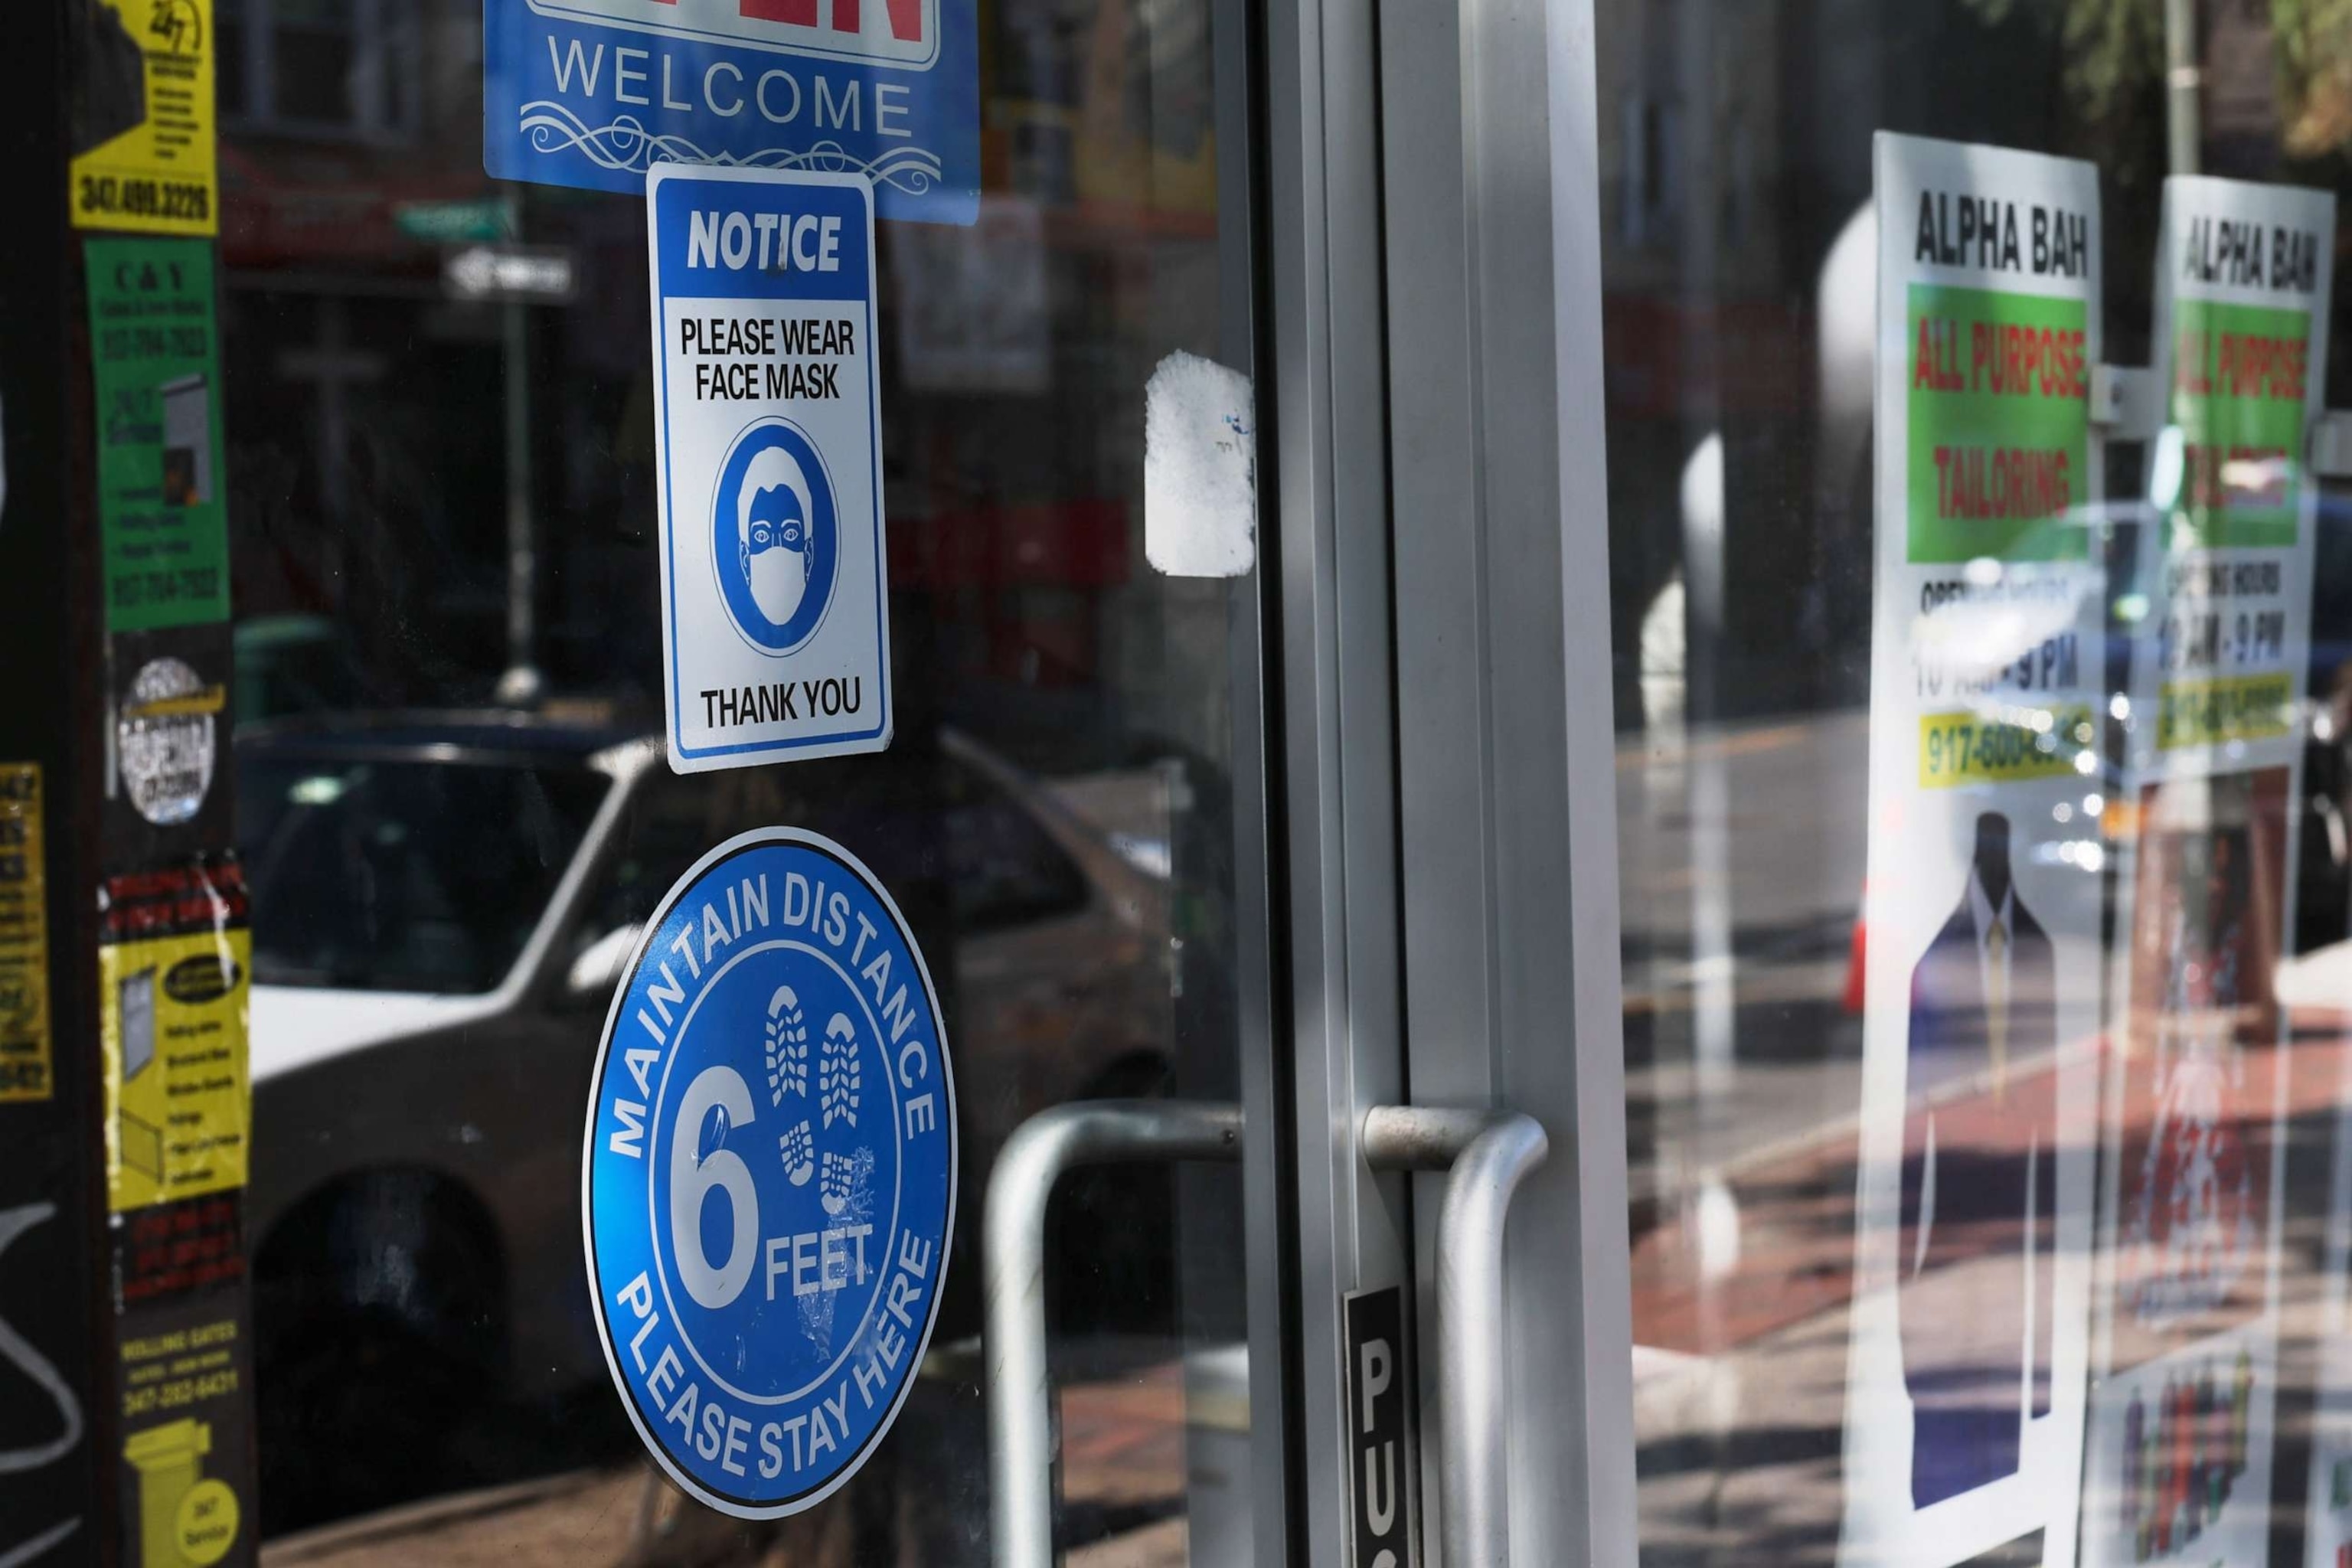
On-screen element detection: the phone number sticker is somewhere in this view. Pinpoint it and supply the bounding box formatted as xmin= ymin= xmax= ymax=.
xmin=1918 ymin=705 xmax=2096 ymax=788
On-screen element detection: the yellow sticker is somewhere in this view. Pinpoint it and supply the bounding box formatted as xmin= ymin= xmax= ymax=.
xmin=70 ymin=0 xmax=217 ymax=236
xmin=0 ymin=765 xmax=51 ymax=1102
xmin=1916 ymin=705 xmax=2096 ymax=789
xmin=2157 ymin=672 xmax=2295 ymax=750
xmin=100 ymin=926 xmax=250 ymax=1210
xmin=175 ymin=1477 xmax=240 ymax=1566
xmin=125 ymin=1417 xmax=217 ymax=1568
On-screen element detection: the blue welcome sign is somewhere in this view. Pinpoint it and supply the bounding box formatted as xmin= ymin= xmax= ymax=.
xmin=583 ymin=828 xmax=957 ymax=1515
xmin=485 ymin=0 xmax=978 ymax=224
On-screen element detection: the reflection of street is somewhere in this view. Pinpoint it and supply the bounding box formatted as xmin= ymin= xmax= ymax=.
xmin=1619 ymin=708 xmax=1870 ymax=1217
xmin=1622 ymin=707 xmax=1885 ymax=1564
xmin=1619 ymin=706 xmax=2352 ymax=1563
xmin=259 ymin=1360 xmax=1204 ymax=1567
xmin=1622 ymin=706 xmax=2103 ymax=1202
xmin=1628 ymin=1008 xmax=2352 ymax=1566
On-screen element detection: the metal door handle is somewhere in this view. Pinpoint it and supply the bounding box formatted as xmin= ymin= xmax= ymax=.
xmin=1362 ymin=1106 xmax=1550 ymax=1568
xmin=983 ymin=1099 xmax=1244 ymax=1568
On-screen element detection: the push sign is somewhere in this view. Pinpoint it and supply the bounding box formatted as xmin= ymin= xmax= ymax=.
xmin=583 ymin=829 xmax=957 ymax=1517
xmin=1346 ymin=1285 xmax=1412 ymax=1566
xmin=647 ymin=163 xmax=890 ymax=773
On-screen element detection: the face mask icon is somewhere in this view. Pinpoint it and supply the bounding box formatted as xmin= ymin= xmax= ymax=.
xmin=714 ymin=423 xmax=837 ymax=653
xmin=740 ymin=452 xmax=812 ymax=627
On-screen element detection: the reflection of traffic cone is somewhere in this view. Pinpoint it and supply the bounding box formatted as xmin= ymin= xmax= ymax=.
xmin=125 ymin=1418 xmax=210 ymax=1566
xmin=1841 ymin=886 xmax=1867 ymax=1015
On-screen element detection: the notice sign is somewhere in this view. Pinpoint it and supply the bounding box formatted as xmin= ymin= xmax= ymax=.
xmin=648 ymin=164 xmax=890 ymax=773
xmin=2079 ymin=176 xmax=2335 ymax=1568
xmin=86 ymin=239 xmax=231 ymax=634
xmin=69 ymin=0 xmax=217 ymax=236
xmin=482 ymin=0 xmax=978 ymax=224
xmin=583 ymin=829 xmax=956 ymax=1517
xmin=1841 ymin=133 xmax=2106 ymax=1568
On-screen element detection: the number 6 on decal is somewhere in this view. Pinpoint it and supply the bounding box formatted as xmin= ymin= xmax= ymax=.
xmin=671 ymin=1065 xmax=760 ymax=1310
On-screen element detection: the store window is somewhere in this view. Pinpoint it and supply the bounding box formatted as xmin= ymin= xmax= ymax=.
xmin=15 ymin=0 xmax=1263 ymax=1553
xmin=1601 ymin=4 xmax=2352 ymax=1565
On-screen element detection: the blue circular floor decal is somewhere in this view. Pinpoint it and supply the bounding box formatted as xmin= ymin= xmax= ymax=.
xmin=583 ymin=828 xmax=956 ymax=1517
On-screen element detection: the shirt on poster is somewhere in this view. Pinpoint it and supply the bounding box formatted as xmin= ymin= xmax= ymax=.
xmin=1903 ymin=814 xmax=2057 ymax=1508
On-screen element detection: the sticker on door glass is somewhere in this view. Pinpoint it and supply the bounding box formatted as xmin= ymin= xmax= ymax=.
xmin=85 ymin=240 xmax=232 ymax=634
xmin=70 ymin=0 xmax=217 ymax=236
xmin=99 ymin=856 xmax=250 ymax=1213
xmin=647 ymin=164 xmax=891 ymax=773
xmin=583 ymin=828 xmax=955 ymax=1518
xmin=482 ymin=0 xmax=978 ymax=225
xmin=0 ymin=764 xmax=52 ymax=1103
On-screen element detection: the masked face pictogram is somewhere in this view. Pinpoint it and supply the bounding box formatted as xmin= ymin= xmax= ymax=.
xmin=740 ymin=446 xmax=812 ymax=627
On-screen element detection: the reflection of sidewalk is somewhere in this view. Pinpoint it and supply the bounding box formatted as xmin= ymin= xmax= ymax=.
xmin=260 ymin=1470 xmax=639 ymax=1568
xmin=1619 ymin=709 xmax=1871 ymax=1228
xmin=258 ymin=1366 xmax=1205 ymax=1568
xmin=1630 ymin=1023 xmax=2352 ymax=1566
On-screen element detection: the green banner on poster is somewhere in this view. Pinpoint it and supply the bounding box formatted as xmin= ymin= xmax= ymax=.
xmin=86 ymin=238 xmax=229 ymax=632
xmin=1904 ymin=283 xmax=2092 ymax=564
xmin=2168 ymin=298 xmax=2312 ymax=550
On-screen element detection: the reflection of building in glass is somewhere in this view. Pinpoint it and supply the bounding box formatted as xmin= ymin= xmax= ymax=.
xmin=1899 ymin=812 xmax=2056 ymax=1507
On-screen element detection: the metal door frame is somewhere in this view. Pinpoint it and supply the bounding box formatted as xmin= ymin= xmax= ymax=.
xmin=1380 ymin=0 xmax=1640 ymax=1558
xmin=1255 ymin=0 xmax=1410 ymax=1553
xmin=1257 ymin=0 xmax=1642 ymax=1559
xmin=992 ymin=0 xmax=1642 ymax=1552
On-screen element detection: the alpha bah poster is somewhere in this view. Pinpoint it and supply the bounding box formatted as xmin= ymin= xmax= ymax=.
xmin=2079 ymin=175 xmax=2336 ymax=1568
xmin=1841 ymin=132 xmax=2106 ymax=1567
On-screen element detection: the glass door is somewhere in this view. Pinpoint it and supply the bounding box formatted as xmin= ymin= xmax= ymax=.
xmin=188 ymin=0 xmax=1295 ymax=1561
xmin=1262 ymin=0 xmax=1645 ymax=1562
xmin=1462 ymin=5 xmax=2352 ymax=1568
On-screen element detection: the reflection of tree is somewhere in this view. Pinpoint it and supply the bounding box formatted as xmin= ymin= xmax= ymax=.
xmin=1968 ymin=0 xmax=2352 ymax=161
xmin=2271 ymin=0 xmax=2352 ymax=155
xmin=1958 ymin=0 xmax=2165 ymax=179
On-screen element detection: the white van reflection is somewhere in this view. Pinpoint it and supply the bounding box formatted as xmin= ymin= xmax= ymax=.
xmin=237 ymin=714 xmax=1184 ymax=1535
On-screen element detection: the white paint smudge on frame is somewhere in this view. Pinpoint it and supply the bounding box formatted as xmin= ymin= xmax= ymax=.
xmin=1143 ymin=351 xmax=1255 ymax=579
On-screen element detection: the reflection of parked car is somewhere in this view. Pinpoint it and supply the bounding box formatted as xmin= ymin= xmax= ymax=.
xmin=237 ymin=711 xmax=1176 ymax=1531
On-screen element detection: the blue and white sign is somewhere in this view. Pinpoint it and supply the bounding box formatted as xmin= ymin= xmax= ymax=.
xmin=483 ymin=0 xmax=978 ymax=224
xmin=648 ymin=163 xmax=891 ymax=771
xmin=583 ymin=828 xmax=957 ymax=1517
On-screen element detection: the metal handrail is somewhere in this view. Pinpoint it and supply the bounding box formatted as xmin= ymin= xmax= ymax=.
xmin=1362 ymin=1105 xmax=1550 ymax=1568
xmin=982 ymin=1099 xmax=1244 ymax=1568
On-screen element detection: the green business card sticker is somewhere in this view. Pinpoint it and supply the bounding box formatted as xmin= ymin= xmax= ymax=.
xmin=86 ymin=237 xmax=230 ymax=632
